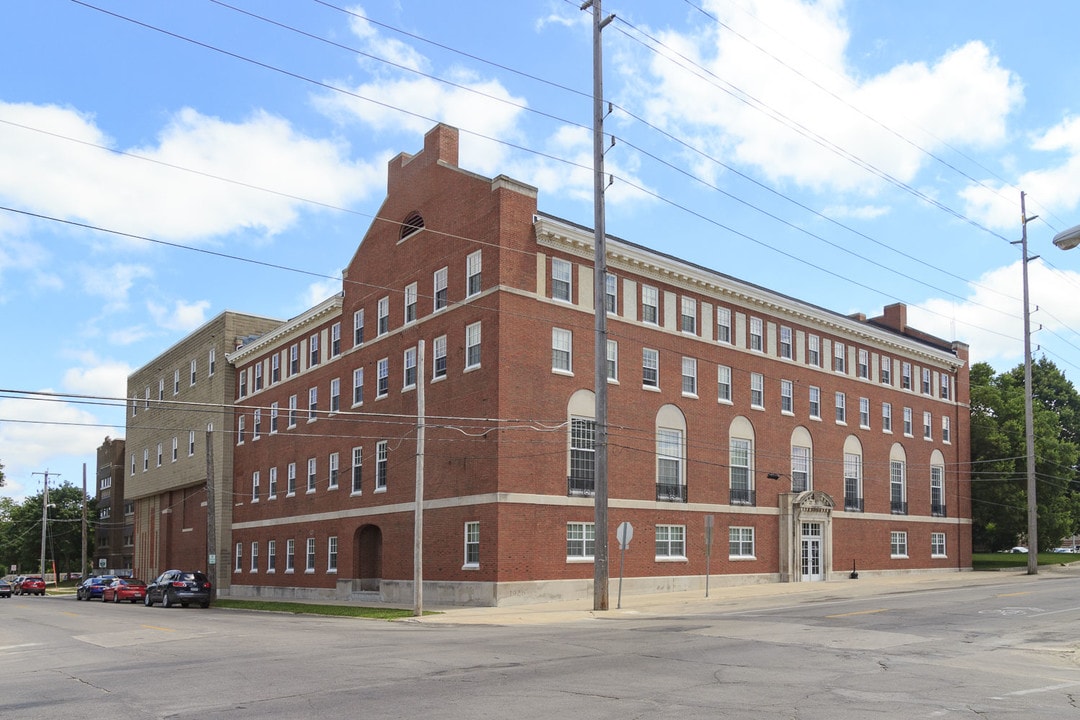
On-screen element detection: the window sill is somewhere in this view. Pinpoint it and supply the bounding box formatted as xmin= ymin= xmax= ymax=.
xmin=285 ymin=569 xmax=294 ymax=574
xmin=462 ymin=563 xmax=479 ymax=571
xmin=375 ymin=487 xmax=387 ymax=493
xmin=350 ymin=491 xmax=362 ymax=498
xmin=642 ymin=385 xmax=660 ymax=392
xmin=566 ymin=557 xmax=594 ymax=564
xmin=552 ymin=368 xmax=574 ymax=377
xmin=654 ymin=556 xmax=688 ymax=563
xmin=286 ymin=492 xmax=295 ymax=498
xmin=931 ymin=554 xmax=947 ymax=559
xmin=268 ymin=495 xmax=277 ymax=501
xmin=781 ymin=410 xmax=794 ymax=417
xmin=728 ymin=555 xmax=756 ymax=561
xmin=464 ymin=364 xmax=481 ymax=374
xmin=431 ymin=375 xmax=446 ymax=383
xmin=682 ymin=392 xmax=699 ymax=400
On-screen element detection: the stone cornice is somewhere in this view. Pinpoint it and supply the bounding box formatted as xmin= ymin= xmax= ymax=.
xmin=227 ymin=294 xmax=342 ymax=364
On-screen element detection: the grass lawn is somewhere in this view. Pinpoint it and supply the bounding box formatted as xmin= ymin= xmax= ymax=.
xmin=972 ymin=552 xmax=1080 ymax=570
xmin=211 ymin=598 xmax=433 ymax=620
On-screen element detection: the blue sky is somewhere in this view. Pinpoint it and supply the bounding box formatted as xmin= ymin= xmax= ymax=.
xmin=3 ymin=0 xmax=1080 ymax=500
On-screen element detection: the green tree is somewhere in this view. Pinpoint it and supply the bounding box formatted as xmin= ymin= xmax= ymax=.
xmin=0 ymin=483 xmax=95 ymax=576
xmin=970 ymin=359 xmax=1080 ymax=551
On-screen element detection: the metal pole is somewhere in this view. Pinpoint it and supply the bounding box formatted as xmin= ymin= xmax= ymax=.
xmin=206 ymin=428 xmax=218 ymax=595
xmin=584 ymin=0 xmax=614 ymax=614
xmin=1019 ymin=191 xmax=1039 ymax=574
xmin=81 ymin=464 xmax=87 ymax=580
xmin=414 ymin=340 xmax=426 ymax=616
xmin=36 ymin=470 xmax=52 ymax=578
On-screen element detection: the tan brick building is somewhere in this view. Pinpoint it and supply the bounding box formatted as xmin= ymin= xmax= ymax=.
xmin=214 ymin=124 xmax=971 ymax=606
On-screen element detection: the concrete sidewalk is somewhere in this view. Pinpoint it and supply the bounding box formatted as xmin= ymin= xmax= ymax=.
xmin=411 ymin=564 xmax=1080 ymax=625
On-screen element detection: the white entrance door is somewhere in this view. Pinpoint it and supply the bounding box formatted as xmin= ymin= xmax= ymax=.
xmin=800 ymin=522 xmax=823 ymax=581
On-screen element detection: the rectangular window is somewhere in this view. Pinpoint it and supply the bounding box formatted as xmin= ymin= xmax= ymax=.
xmin=716 ymin=306 xmax=731 ymax=344
xmin=749 ymin=317 xmax=763 ymax=351
xmin=289 ymin=345 xmax=299 ymax=376
xmin=681 ymin=357 xmax=698 ymax=396
xmin=657 ymin=428 xmax=683 ymax=488
xmin=844 ymin=453 xmax=862 ymax=511
xmin=923 ymin=411 xmax=932 ymax=439
xmin=834 ymin=342 xmax=846 ymax=373
xmin=328 ymin=378 xmax=339 ymax=412
xmin=267 ymin=540 xmax=277 ymax=572
xmin=309 ymin=333 xmax=320 ymax=367
xmin=643 ymin=348 xmax=659 ymax=388
xmin=131 ymin=454 xmax=136 ymax=475
xmin=234 ymin=542 xmax=242 ymax=572
xmin=353 ymin=309 xmax=365 ymax=346
xmin=328 ymin=536 xmax=338 ymax=573
xmin=882 ymin=402 xmax=892 ymax=432
xmin=464 ymin=522 xmax=480 ymax=567
xmin=903 ymin=407 xmax=913 ymax=436
xmin=306 ymin=537 xmax=316 ymax=573
xmin=781 ymin=379 xmax=793 ymax=413
xmin=931 ymin=464 xmax=945 ymax=516
xmin=750 ymin=372 xmax=764 ymax=408
xmin=352 ymin=368 xmax=364 ymax=405
xmin=891 ymin=531 xmax=908 ymax=558
xmin=307 ymin=457 xmax=317 ymax=493
xmin=209 ymin=348 xmax=216 ymax=376
xmin=377 ymin=296 xmax=389 ymax=336
xmin=286 ymin=539 xmax=295 ymax=573
xmin=237 ymin=416 xmax=245 ymax=445
xmin=145 ymin=385 xmax=151 ymax=409
xmin=331 ymin=322 xmax=341 ymax=357
xmin=253 ymin=409 xmax=261 ymax=438
xmin=190 ymin=359 xmax=197 ymax=386
xmin=171 ymin=436 xmax=178 ymax=462
xmin=680 ymin=296 xmax=696 ymax=334
xmin=466 ymin=322 xmax=482 ymax=369
xmin=605 ymin=273 xmax=617 ymax=314
xmin=404 ymin=282 xmax=417 ymax=323
xmin=328 ymin=452 xmax=339 ymax=489
xmin=158 ymin=378 xmax=164 ymax=401
xmin=655 ymin=525 xmax=686 ymax=558
xmin=239 ymin=370 xmax=247 ymax=399
xmin=268 ymin=466 xmax=278 ymax=498
xmin=287 ymin=462 xmax=296 ymax=496
xmin=434 ymin=267 xmax=448 ymax=311
xmin=552 ymin=258 xmax=572 ymax=301
xmin=467 ymin=250 xmax=482 ymax=296
xmin=552 ymin=328 xmax=572 ymax=373
xmin=730 ymin=438 xmax=752 ymax=502
xmin=156 ymin=442 xmax=162 ymax=466
xmin=931 ymin=532 xmax=946 ymax=557
xmin=809 ymin=386 xmax=821 ymax=419
xmin=642 ymin=285 xmax=658 ymax=324
xmin=174 ymin=369 xmax=180 ymax=395
xmin=779 ymin=326 xmax=792 ymax=359
xmin=729 ymin=527 xmax=755 ymax=558
xmin=254 ymin=363 xmax=263 ymax=391
xmin=922 ymin=368 xmax=932 ymax=395
xmin=940 ymin=374 xmax=951 ymax=400
xmin=377 ymin=358 xmax=389 ymax=397
xmin=376 ymin=440 xmax=388 ymax=490
xmin=942 ymin=415 xmax=951 ymax=443
xmin=606 ymin=340 xmax=618 ymax=381
xmin=189 ymin=430 xmax=195 ymax=456
xmin=288 ymin=394 xmax=297 ymax=427
xmin=570 ymin=418 xmax=596 ymax=488
xmin=308 ymin=386 xmax=318 ymax=420
xmin=881 ymin=356 xmax=892 ymax=385
xmin=351 ymin=447 xmax=363 ymax=494
xmin=566 ymin=522 xmax=595 ymax=559
xmin=718 ymin=365 xmax=732 ymax=403
xmin=269 ymin=354 xmax=280 ymax=385
xmin=250 ymin=542 xmax=259 ymax=572
xmin=807 ymin=334 xmax=820 ymax=367
xmin=791 ymin=445 xmax=810 ymax=492
xmin=835 ymin=392 xmax=846 ymax=423
xmin=890 ymin=460 xmax=907 ymax=513
xmin=403 ymin=347 xmax=417 ymax=389
xmin=857 ymin=349 xmax=869 ymax=379
xmin=902 ymin=362 xmax=912 ymax=390
xmin=859 ymin=397 xmax=870 ymax=428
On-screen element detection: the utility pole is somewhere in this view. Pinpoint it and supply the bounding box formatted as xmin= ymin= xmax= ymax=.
xmin=33 ymin=470 xmax=57 ymax=579
xmin=413 ymin=340 xmax=426 ymax=617
xmin=583 ymin=0 xmax=614 ymax=612
xmin=1017 ymin=191 xmax=1039 ymax=574
xmin=81 ymin=463 xmax=87 ymax=580
xmin=206 ymin=428 xmax=218 ymax=596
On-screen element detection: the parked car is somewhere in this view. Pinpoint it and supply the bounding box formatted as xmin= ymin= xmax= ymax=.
xmin=102 ymin=577 xmax=147 ymax=603
xmin=144 ymin=570 xmax=212 ymax=609
xmin=10 ymin=576 xmax=25 ymax=595
xmin=17 ymin=577 xmax=46 ymax=596
xmin=76 ymin=575 xmax=117 ymax=601
xmin=1010 ymin=546 xmax=1029 ymax=553
xmin=0 ymin=579 xmax=11 ymax=598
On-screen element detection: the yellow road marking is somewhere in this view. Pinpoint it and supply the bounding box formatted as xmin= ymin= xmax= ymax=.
xmin=60 ymin=611 xmax=80 ymax=617
xmin=996 ymin=591 xmax=1030 ymax=598
xmin=141 ymin=624 xmax=176 ymax=632
xmin=826 ymin=608 xmax=888 ymax=618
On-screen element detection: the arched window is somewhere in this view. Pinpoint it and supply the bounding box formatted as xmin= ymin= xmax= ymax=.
xmin=890 ymin=443 xmax=907 ymax=515
xmin=729 ymin=416 xmax=755 ymax=505
xmin=843 ymin=435 xmax=863 ymax=512
xmin=567 ymin=389 xmax=595 ymax=496
xmin=656 ymin=405 xmax=687 ymax=502
xmin=790 ymin=426 xmax=813 ymax=493
xmin=930 ymin=449 xmax=946 ymax=517
xmin=400 ymin=211 xmax=424 ymax=240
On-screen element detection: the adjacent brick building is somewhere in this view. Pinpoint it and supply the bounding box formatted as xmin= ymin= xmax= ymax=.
xmin=94 ymin=436 xmax=129 ymax=574
xmin=215 ymin=124 xmax=971 ymax=606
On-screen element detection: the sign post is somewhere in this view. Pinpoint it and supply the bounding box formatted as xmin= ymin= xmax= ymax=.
xmin=615 ymin=522 xmax=633 ymax=609
xmin=704 ymin=515 xmax=714 ymax=598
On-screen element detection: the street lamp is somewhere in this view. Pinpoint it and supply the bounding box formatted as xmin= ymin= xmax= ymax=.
xmin=1052 ymin=225 xmax=1080 ymax=251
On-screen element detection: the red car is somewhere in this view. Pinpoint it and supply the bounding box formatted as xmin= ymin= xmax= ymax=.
xmin=102 ymin=578 xmax=147 ymax=603
xmin=18 ymin=577 xmax=46 ymax=596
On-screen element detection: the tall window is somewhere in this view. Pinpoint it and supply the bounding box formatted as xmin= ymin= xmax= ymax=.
xmin=857 ymin=349 xmax=869 ymax=379
xmin=606 ymin=340 xmax=618 ymax=381
xmin=190 ymin=358 xmax=197 ymax=386
xmin=882 ymin=402 xmax=892 ymax=432
xmin=890 ymin=460 xmax=907 ymax=514
xmin=189 ymin=430 xmax=195 ymax=456
xmin=306 ymin=537 xmax=316 ymax=572
xmin=749 ymin=317 xmax=763 ymax=351
xmin=844 ymin=453 xmax=862 ymax=511
xmin=903 ymin=407 xmax=913 ymax=435
xmin=404 ymin=282 xmax=417 ymax=323
xmin=288 ymin=394 xmax=298 ymax=427
xmin=250 ymin=542 xmax=259 ymax=572
xmin=716 ymin=307 xmax=731 ymax=344
xmin=779 ymin=326 xmax=792 ymax=359
xmin=570 ymin=418 xmax=595 ymax=491
xmin=729 ymin=527 xmax=754 ymax=558
xmin=308 ymin=386 xmax=318 ymax=420
xmin=289 ymin=344 xmax=299 ymax=376
xmin=680 ymin=297 xmax=696 ymax=334
xmin=434 ymin=267 xmax=448 ymax=311
xmin=922 ymin=368 xmax=932 ymax=394
xmin=901 ymin=362 xmax=912 ymax=390
xmin=377 ymin=297 xmax=389 ymax=336
xmin=641 ymin=285 xmax=658 ymax=324
xmin=780 ymin=379 xmax=793 ymax=413
xmin=328 ymin=452 xmax=339 ymax=489
xmin=307 ymin=457 xmax=317 ymax=493
xmin=656 ymin=428 xmax=683 ymax=490
xmin=309 ymin=333 xmax=320 ymax=367
xmin=327 ymin=536 xmax=338 ymax=573
xmin=377 ymin=358 xmax=389 ymax=397
xmin=376 ymin=440 xmax=388 ymax=490
xmin=286 ymin=539 xmax=295 ymax=572
xmin=467 ymin=250 xmax=482 ymax=296
xmin=942 ymin=415 xmax=951 ymax=443
xmin=209 ymin=347 xmax=216 ymax=376
xmin=403 ymin=347 xmax=417 ymax=389
xmin=807 ymin=334 xmax=820 ymax=366
xmin=251 ymin=471 xmax=260 ymax=502
xmin=730 ymin=438 xmax=752 ymax=503
xmin=552 ymin=258 xmax=572 ymax=301
xmin=331 ymin=322 xmax=341 ymax=357
xmin=271 ymin=355 xmax=281 ymax=384
xmin=718 ymin=365 xmax=732 ymax=402
xmin=237 ymin=416 xmax=245 ymax=445
xmin=330 ymin=378 xmax=340 ymax=412
xmin=605 ymin=273 xmax=617 ymax=314
xmin=353 ymin=309 xmax=365 ymax=346
xmin=433 ymin=335 xmax=447 ymax=379
xmin=464 ymin=522 xmax=480 ymax=566
xmin=253 ymin=409 xmax=262 ymax=438
xmin=552 ymin=328 xmax=572 ymax=372
xmin=642 ymin=348 xmax=659 ymax=388
xmin=931 ymin=465 xmax=945 ymax=516
xmin=174 ymin=369 xmax=180 ymax=395
xmin=750 ymin=373 xmax=764 ymax=408
xmin=809 ymin=386 xmax=821 ymax=419
xmin=931 ymin=532 xmax=946 ymax=557
xmin=466 ymin=322 xmax=482 ymax=368
xmin=171 ymin=436 xmax=178 ymax=462
xmin=923 ymin=411 xmax=933 ymax=439
xmin=234 ymin=542 xmax=242 ymax=572
xmin=287 ymin=462 xmax=296 ymax=495
xmin=351 ymin=447 xmax=363 ymax=494
xmin=881 ymin=356 xmax=892 ymax=384
xmin=567 ymin=522 xmax=595 ymax=559
xmin=239 ymin=371 xmax=247 ymax=399
xmin=681 ymin=357 xmax=697 ymax=395
xmin=353 ymin=368 xmax=364 ymax=405
xmin=859 ymin=397 xmax=870 ymax=428
xmin=940 ymin=374 xmax=951 ymax=399
xmin=655 ymin=525 xmax=686 ymax=558
xmin=834 ymin=342 xmax=846 ymax=373
xmin=835 ymin=392 xmax=846 ymax=423
xmin=791 ymin=446 xmax=810 ymax=492
xmin=268 ymin=540 xmax=277 ymax=572
xmin=268 ymin=466 xmax=278 ymax=498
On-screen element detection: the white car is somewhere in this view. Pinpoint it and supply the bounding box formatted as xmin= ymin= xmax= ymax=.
xmin=1010 ymin=546 xmax=1029 ymax=553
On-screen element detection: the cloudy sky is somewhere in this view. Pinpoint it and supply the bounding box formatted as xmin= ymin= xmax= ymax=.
xmin=3 ymin=0 xmax=1080 ymax=500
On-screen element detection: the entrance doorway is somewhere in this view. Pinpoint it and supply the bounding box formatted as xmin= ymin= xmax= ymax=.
xmin=801 ymin=522 xmax=823 ymax=581
xmin=354 ymin=524 xmax=382 ymax=592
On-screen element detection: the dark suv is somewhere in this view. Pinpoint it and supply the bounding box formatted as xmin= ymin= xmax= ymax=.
xmin=144 ymin=570 xmax=212 ymax=608
xmin=76 ymin=575 xmax=117 ymax=601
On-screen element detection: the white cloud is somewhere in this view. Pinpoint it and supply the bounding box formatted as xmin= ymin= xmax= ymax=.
xmin=0 ymin=102 xmax=383 ymax=244
xmin=62 ymin=354 xmax=131 ymax=400
xmin=147 ymin=299 xmax=211 ymax=332
xmin=628 ymin=0 xmax=1022 ymax=194
xmin=80 ymin=263 xmax=153 ymax=311
xmin=345 ymin=4 xmax=427 ymax=73
xmin=300 ymin=276 xmax=343 ymax=311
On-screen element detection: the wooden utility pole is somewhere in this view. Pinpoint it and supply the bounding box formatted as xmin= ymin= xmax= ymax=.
xmin=206 ymin=428 xmax=218 ymax=596
xmin=81 ymin=463 xmax=87 ymax=580
xmin=414 ymin=340 xmax=426 ymax=616
xmin=33 ymin=470 xmax=57 ymax=581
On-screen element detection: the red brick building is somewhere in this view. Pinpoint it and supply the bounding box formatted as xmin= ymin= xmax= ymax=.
xmin=225 ymin=124 xmax=970 ymax=606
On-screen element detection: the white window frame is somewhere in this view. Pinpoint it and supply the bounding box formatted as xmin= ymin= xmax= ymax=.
xmin=552 ymin=328 xmax=572 ymax=373
xmin=809 ymin=386 xmax=821 ymax=419
xmin=552 ymin=258 xmax=572 ymax=301
xmin=655 ymin=524 xmax=686 ymax=559
xmin=465 ymin=322 xmax=482 ymax=369
xmin=882 ymin=402 xmax=892 ymax=432
xmin=923 ymin=411 xmax=933 ymax=440
xmin=464 ymin=521 xmax=480 ymax=568
xmin=268 ymin=466 xmax=278 ymax=499
xmin=327 ymin=536 xmax=338 ymax=573
xmin=567 ymin=522 xmax=595 ymax=560
xmin=749 ymin=317 xmax=763 ymax=352
xmin=642 ymin=348 xmax=659 ymax=388
xmin=681 ymin=357 xmax=698 ymax=396
xmin=779 ymin=326 xmax=792 ymax=359
xmin=716 ymin=306 xmax=731 ymax=344
xmin=791 ymin=445 xmax=811 ymax=492
xmin=467 ymin=250 xmax=482 ymax=297
xmin=377 ymin=358 xmax=389 ymax=397
xmin=376 ymin=440 xmax=388 ymax=491
xmin=835 ymin=392 xmax=846 ymax=424
xmin=251 ymin=471 xmax=260 ymax=502
xmin=780 ymin=379 xmax=793 ymax=414
xmin=433 ymin=335 xmax=448 ymax=379
xmin=286 ymin=539 xmax=295 ymax=573
xmin=353 ymin=308 xmax=365 ymax=346
xmin=267 ymin=539 xmax=277 ymax=573
xmin=606 ymin=339 xmax=618 ymax=381
xmin=729 ymin=527 xmax=755 ymax=558
xmin=404 ymin=282 xmax=417 ymax=324
xmin=377 ymin=296 xmax=389 ymax=336
xmin=352 ymin=368 xmax=364 ymax=406
xmin=718 ymin=365 xmax=732 ymax=403
xmin=306 ymin=537 xmax=316 ymax=573
xmin=307 ymin=457 xmax=317 ymax=493
xmin=834 ymin=342 xmax=846 ymax=373
xmin=859 ymin=397 xmax=870 ymax=429
xmin=750 ymin=372 xmax=764 ymax=409
xmin=857 ymin=349 xmax=869 ymax=379
xmin=891 ymin=531 xmax=908 ymax=558
xmin=808 ymin=334 xmax=820 ymax=367
xmin=351 ymin=447 xmax=363 ymax=494
xmin=931 ymin=532 xmax=947 ymax=557
xmin=434 ymin=267 xmax=448 ymax=311
xmin=881 ymin=356 xmax=892 ymax=384
xmin=641 ymin=285 xmax=658 ymax=324
xmin=680 ymin=296 xmax=696 ymax=334
xmin=250 ymin=541 xmax=259 ymax=573
xmin=403 ymin=347 xmax=417 ymax=390
xmin=328 ymin=452 xmax=339 ymax=489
